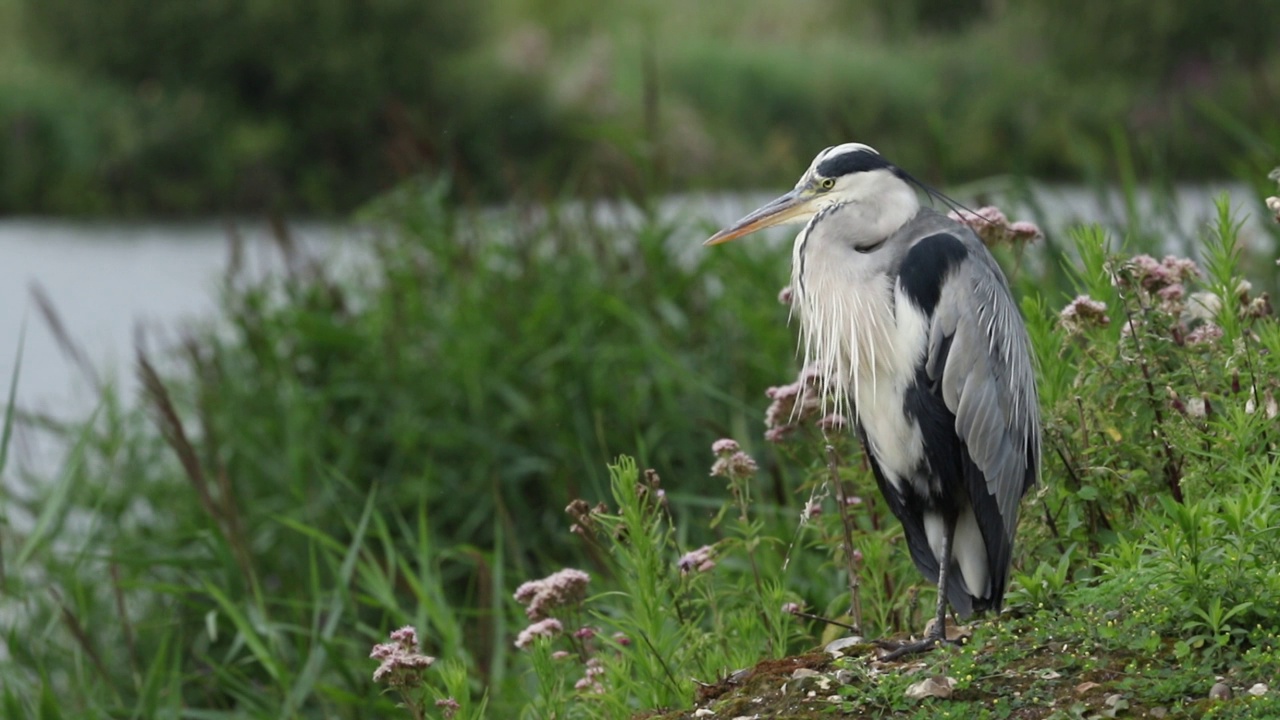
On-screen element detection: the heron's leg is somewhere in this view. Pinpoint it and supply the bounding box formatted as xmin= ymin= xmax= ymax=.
xmin=878 ymin=523 xmax=954 ymax=660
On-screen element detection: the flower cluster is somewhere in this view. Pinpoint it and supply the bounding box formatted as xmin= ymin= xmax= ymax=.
xmin=566 ymin=498 xmax=610 ymax=537
xmin=710 ymin=438 xmax=758 ymax=479
xmin=637 ymin=468 xmax=669 ymax=512
xmin=435 ymin=698 xmax=461 ymax=719
xmin=370 ymin=626 xmax=437 ymax=686
xmin=575 ymin=658 xmax=606 ymax=693
xmin=1185 ymin=323 xmax=1224 ymax=347
xmin=677 ymin=544 xmax=716 ymax=575
xmin=947 ymin=206 xmax=1042 ymax=247
xmin=763 ymin=365 xmax=827 ymax=442
xmin=1118 ymin=253 xmax=1202 ymax=314
xmin=514 ymin=618 xmax=564 ymax=649
xmin=514 ymin=568 xmax=591 ymax=621
xmin=1059 ymin=295 xmax=1110 ymax=335
xmin=1092 ymin=250 xmax=1275 ymax=348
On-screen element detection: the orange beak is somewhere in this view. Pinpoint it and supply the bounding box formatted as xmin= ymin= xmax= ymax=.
xmin=704 ymin=189 xmax=814 ymax=245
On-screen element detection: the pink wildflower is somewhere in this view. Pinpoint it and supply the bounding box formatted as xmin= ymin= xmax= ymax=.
xmin=710 ymin=451 xmax=758 ymax=479
xmin=515 ymin=618 xmax=564 ymax=649
xmin=948 ymin=206 xmax=1042 ymax=246
xmin=1122 ymin=254 xmax=1200 ymax=294
xmin=764 ymin=381 xmax=803 ymax=428
xmin=390 ymin=626 xmax=418 ymax=646
xmin=778 ymin=285 xmax=794 ymax=305
xmin=514 ymin=568 xmax=591 ymax=621
xmin=764 ymin=426 xmax=793 ymax=443
xmin=370 ymin=625 xmax=436 ymax=685
xmin=612 ymin=632 xmax=631 ymax=646
xmin=781 ymin=602 xmax=803 ymax=615
xmin=574 ymin=657 xmax=607 ymax=693
xmin=1157 ymin=283 xmax=1185 ymax=314
xmin=711 ymin=438 xmax=740 ymax=455
xmin=1059 ymin=295 xmax=1110 ymax=335
xmin=1186 ymin=323 xmax=1223 ymax=346
xmin=1245 ymin=294 xmax=1273 ymax=319
xmin=763 ymin=365 xmax=827 ymax=442
xmin=802 ymin=500 xmax=823 ymax=520
xmin=1009 ymin=221 xmax=1043 ymax=242
xmin=436 ymin=698 xmax=461 ymax=719
xmin=678 ymin=545 xmax=717 ymax=575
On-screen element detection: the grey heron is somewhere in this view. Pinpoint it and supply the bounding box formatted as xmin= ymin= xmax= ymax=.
xmin=706 ymin=143 xmax=1041 ymax=658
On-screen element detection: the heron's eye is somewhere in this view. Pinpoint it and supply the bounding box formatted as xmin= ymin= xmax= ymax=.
xmin=819 ymin=178 xmax=835 ymax=191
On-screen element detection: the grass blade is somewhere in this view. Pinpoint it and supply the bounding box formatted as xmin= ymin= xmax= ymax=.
xmin=280 ymin=481 xmax=378 ymax=717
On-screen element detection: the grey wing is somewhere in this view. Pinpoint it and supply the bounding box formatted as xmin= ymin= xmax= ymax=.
xmin=925 ymin=233 xmax=1041 ymax=542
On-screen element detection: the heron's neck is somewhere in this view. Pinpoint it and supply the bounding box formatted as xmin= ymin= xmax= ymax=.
xmin=790 ymin=178 xmax=922 ymax=419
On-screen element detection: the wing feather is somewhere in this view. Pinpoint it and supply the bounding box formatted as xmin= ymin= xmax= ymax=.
xmin=898 ymin=216 xmax=1040 ymax=611
xmin=924 ymin=228 xmax=1040 ymax=541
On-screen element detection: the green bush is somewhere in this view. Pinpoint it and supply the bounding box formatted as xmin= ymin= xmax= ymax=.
xmin=1024 ymin=0 xmax=1275 ymax=81
xmin=16 ymin=0 xmax=576 ymax=211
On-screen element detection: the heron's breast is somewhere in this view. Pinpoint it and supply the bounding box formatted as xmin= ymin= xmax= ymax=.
xmin=852 ymin=283 xmax=932 ymax=494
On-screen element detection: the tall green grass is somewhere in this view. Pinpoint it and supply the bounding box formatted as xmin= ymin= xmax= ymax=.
xmin=3 ymin=178 xmax=1280 ymax=717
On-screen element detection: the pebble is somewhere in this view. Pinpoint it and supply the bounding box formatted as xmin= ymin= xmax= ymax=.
xmin=1248 ymin=683 xmax=1269 ymax=697
xmin=1209 ymin=682 xmax=1232 ymax=701
xmin=823 ymin=636 xmax=865 ymax=657
xmin=905 ymin=675 xmax=955 ymax=700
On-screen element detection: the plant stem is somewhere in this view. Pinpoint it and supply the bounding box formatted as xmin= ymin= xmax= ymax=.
xmin=826 ymin=442 xmax=863 ymax=634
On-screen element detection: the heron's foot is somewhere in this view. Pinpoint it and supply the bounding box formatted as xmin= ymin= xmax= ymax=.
xmin=875 ymin=632 xmax=946 ymax=661
xmin=874 ymin=623 xmax=971 ymax=660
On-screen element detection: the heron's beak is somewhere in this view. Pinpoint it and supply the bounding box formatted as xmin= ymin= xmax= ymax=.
xmin=704 ymin=189 xmax=815 ymax=245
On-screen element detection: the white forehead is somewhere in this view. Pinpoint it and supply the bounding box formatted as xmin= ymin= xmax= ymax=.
xmin=806 ymin=143 xmax=880 ymax=173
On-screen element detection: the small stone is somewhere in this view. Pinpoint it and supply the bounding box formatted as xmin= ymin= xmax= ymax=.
xmin=1038 ymin=669 xmax=1062 ymax=680
xmin=1075 ymin=681 xmax=1100 ymax=695
xmin=922 ymin=617 xmax=973 ymax=642
xmin=790 ymin=668 xmax=821 ymax=679
xmin=1209 ymin=682 xmax=1232 ymax=700
xmin=834 ymin=669 xmax=855 ymax=684
xmin=1248 ymin=683 xmax=1269 ymax=697
xmin=905 ymin=675 xmax=955 ymax=700
xmin=693 ymin=709 xmax=716 ymax=718
xmin=1150 ymin=708 xmax=1168 ymax=719
xmin=824 ymin=636 xmax=866 ymax=657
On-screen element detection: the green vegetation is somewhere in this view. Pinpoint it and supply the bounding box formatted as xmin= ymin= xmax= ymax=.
xmin=2 ymin=0 xmax=1278 ymax=214
xmin=2 ymin=165 xmax=1279 ymax=717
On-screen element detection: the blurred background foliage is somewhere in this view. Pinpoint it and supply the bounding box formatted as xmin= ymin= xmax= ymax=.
xmin=0 ymin=0 xmax=1277 ymax=215
xmin=3 ymin=0 xmax=1280 ymax=715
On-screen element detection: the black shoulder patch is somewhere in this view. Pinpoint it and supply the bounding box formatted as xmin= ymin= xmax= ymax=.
xmin=899 ymin=233 xmax=969 ymax=315
xmin=816 ymin=149 xmax=893 ymax=178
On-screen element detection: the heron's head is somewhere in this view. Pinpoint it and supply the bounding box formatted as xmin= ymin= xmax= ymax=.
xmin=705 ymin=143 xmax=919 ymax=246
